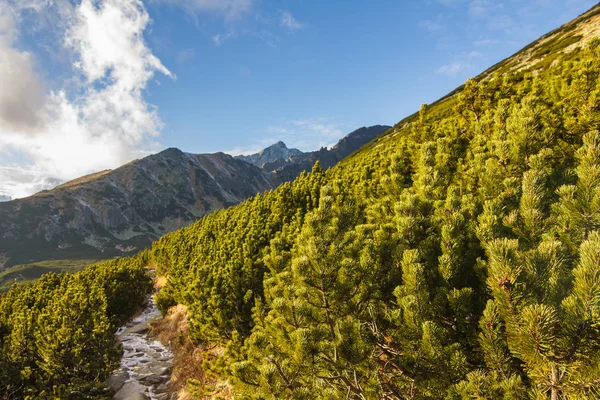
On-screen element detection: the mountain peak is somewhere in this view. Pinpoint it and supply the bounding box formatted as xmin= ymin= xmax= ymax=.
xmin=237 ymin=142 xmax=303 ymax=168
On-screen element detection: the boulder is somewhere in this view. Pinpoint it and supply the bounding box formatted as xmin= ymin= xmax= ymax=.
xmin=107 ymin=370 xmax=129 ymax=392
xmin=114 ymin=382 xmax=150 ymax=400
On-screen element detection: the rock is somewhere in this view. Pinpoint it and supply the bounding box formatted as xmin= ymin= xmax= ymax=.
xmin=114 ymin=382 xmax=149 ymax=400
xmin=153 ymin=366 xmax=172 ymax=376
xmin=132 ymin=365 xmax=152 ymax=376
xmin=126 ymin=323 xmax=150 ymax=335
xmin=111 ymin=296 xmax=174 ymax=400
xmin=107 ymin=370 xmax=129 ymax=392
xmin=154 ymin=384 xmax=168 ymax=394
xmin=142 ymin=375 xmax=164 ymax=385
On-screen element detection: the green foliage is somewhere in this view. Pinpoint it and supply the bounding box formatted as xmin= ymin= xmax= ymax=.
xmin=140 ymin=40 xmax=600 ymax=398
xmin=4 ymin=24 xmax=600 ymax=400
xmin=0 ymin=258 xmax=152 ymax=398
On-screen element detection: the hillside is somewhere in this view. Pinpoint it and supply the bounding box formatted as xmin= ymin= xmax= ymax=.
xmin=1 ymin=4 xmax=600 ymax=400
xmin=0 ymin=125 xmax=389 ymax=271
xmin=144 ymin=5 xmax=600 ymax=399
xmin=0 ymin=149 xmax=275 ymax=270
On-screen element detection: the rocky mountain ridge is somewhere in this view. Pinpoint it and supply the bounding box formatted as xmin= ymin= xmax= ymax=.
xmin=0 ymin=125 xmax=390 ymax=270
xmin=237 ymin=141 xmax=303 ymax=168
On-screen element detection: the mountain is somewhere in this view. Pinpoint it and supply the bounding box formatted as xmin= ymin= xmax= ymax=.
xmin=237 ymin=141 xmax=303 ymax=168
xmin=260 ymin=125 xmax=391 ymax=181
xmin=139 ymin=6 xmax=600 ymax=399
xmin=0 ymin=149 xmax=275 ymax=270
xmin=0 ymin=125 xmax=390 ymax=270
xmin=0 ymin=194 xmax=10 ymax=202
xmin=2 ymin=5 xmax=600 ymax=399
xmin=237 ymin=126 xmax=391 ymax=176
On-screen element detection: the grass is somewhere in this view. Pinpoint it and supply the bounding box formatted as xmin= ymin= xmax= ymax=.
xmin=0 ymin=259 xmax=99 ymax=292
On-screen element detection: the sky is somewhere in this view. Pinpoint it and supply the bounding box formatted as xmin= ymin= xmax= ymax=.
xmin=0 ymin=0 xmax=597 ymax=200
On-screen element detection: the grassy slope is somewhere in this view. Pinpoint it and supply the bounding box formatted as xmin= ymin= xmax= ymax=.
xmin=0 ymin=259 xmax=99 ymax=292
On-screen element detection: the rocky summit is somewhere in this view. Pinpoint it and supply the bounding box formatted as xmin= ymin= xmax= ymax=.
xmin=237 ymin=141 xmax=303 ymax=168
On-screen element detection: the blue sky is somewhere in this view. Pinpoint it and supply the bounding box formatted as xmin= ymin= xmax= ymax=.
xmin=0 ymin=0 xmax=597 ymax=199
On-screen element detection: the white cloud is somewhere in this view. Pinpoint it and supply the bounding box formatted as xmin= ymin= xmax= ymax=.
xmin=279 ymin=10 xmax=302 ymax=31
xmin=473 ymin=38 xmax=499 ymax=47
xmin=155 ymin=0 xmax=254 ymax=20
xmin=268 ymin=119 xmax=344 ymax=150
xmin=0 ymin=3 xmax=46 ymax=133
xmin=0 ymin=0 xmax=172 ymax=199
xmin=212 ymin=31 xmax=234 ymax=46
xmin=468 ymin=0 xmax=502 ymax=17
xmin=0 ymin=165 xmax=62 ymax=200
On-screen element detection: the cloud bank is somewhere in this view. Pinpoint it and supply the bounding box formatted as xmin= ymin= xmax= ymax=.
xmin=0 ymin=0 xmax=172 ymax=200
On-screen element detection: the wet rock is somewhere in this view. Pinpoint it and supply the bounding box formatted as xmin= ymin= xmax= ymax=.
xmin=107 ymin=370 xmax=129 ymax=392
xmin=110 ymin=295 xmax=173 ymax=400
xmin=154 ymin=384 xmax=168 ymax=394
xmin=126 ymin=323 xmax=150 ymax=335
xmin=114 ymin=382 xmax=149 ymax=400
xmin=153 ymin=366 xmax=172 ymax=376
xmin=143 ymin=375 xmax=164 ymax=385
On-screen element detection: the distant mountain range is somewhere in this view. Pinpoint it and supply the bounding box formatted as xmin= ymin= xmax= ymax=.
xmin=0 ymin=125 xmax=390 ymax=270
xmin=238 ymin=125 xmax=392 ymax=180
xmin=237 ymin=141 xmax=304 ymax=168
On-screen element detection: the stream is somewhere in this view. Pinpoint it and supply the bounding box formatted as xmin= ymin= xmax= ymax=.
xmin=108 ymin=295 xmax=174 ymax=400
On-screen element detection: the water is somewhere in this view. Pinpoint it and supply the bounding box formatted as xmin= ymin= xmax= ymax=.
xmin=109 ymin=296 xmax=174 ymax=400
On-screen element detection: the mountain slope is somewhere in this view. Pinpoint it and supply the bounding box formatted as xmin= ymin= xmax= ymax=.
xmin=1 ymin=5 xmax=600 ymax=399
xmin=0 ymin=148 xmax=275 ymax=269
xmin=141 ymin=6 xmax=600 ymax=399
xmin=0 ymin=125 xmax=390 ymax=270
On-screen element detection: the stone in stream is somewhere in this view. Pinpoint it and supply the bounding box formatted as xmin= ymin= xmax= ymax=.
xmin=143 ymin=375 xmax=165 ymax=385
xmin=154 ymin=384 xmax=168 ymax=394
xmin=110 ymin=294 xmax=173 ymax=400
xmin=126 ymin=323 xmax=150 ymax=335
xmin=153 ymin=366 xmax=172 ymax=376
xmin=107 ymin=370 xmax=129 ymax=392
xmin=114 ymin=382 xmax=150 ymax=400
